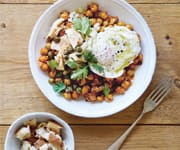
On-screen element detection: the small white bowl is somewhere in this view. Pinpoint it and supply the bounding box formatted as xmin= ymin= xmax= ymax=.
xmin=4 ymin=112 xmax=75 ymax=150
xmin=28 ymin=0 xmax=156 ymax=118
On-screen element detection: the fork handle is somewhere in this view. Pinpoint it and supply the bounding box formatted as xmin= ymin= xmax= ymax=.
xmin=107 ymin=112 xmax=144 ymax=150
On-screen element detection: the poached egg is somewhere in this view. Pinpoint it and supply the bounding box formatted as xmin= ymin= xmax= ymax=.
xmin=82 ymin=26 xmax=141 ymax=78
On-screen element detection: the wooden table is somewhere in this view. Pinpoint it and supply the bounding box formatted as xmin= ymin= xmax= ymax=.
xmin=0 ymin=0 xmax=180 ymax=149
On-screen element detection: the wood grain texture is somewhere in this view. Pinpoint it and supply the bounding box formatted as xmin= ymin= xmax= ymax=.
xmin=0 ymin=4 xmax=180 ymax=125
xmin=0 ymin=0 xmax=180 ymax=4
xmin=1 ymin=125 xmax=180 ymax=150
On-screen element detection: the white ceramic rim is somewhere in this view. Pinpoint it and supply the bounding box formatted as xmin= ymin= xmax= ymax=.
xmin=28 ymin=0 xmax=156 ymax=118
xmin=4 ymin=112 xmax=75 ymax=150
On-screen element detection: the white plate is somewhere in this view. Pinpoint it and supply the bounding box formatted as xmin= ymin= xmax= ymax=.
xmin=28 ymin=0 xmax=156 ymax=118
xmin=4 ymin=112 xmax=75 ymax=150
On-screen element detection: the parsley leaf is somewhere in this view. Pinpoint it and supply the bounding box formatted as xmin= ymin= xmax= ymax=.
xmin=47 ymin=60 xmax=58 ymax=70
xmin=83 ymin=50 xmax=97 ymax=63
xmin=66 ymin=60 xmax=79 ymax=69
xmin=90 ymin=63 xmax=104 ymax=73
xmin=73 ymin=17 xmax=91 ymax=35
xmin=71 ymin=67 xmax=88 ymax=80
xmin=103 ymin=85 xmax=110 ymax=96
xmin=53 ymin=83 xmax=66 ymax=93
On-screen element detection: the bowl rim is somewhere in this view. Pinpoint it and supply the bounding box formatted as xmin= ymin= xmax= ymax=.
xmin=28 ymin=0 xmax=156 ymax=118
xmin=4 ymin=112 xmax=75 ymax=150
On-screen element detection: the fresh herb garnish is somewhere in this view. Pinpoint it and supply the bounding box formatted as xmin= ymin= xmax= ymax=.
xmin=90 ymin=63 xmax=104 ymax=73
xmin=71 ymin=66 xmax=88 ymax=80
xmin=103 ymin=85 xmax=110 ymax=96
xmin=53 ymin=83 xmax=66 ymax=93
xmin=47 ymin=60 xmax=58 ymax=70
xmin=83 ymin=50 xmax=97 ymax=63
xmin=73 ymin=17 xmax=91 ymax=36
xmin=66 ymin=60 xmax=79 ymax=69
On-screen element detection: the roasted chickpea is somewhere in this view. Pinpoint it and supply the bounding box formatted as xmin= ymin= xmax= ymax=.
xmin=82 ymin=85 xmax=90 ymax=95
xmin=117 ymin=21 xmax=126 ymax=26
xmin=55 ymin=78 xmax=62 ymax=83
xmin=87 ymin=74 xmax=94 ymax=80
xmin=91 ymin=86 xmax=103 ymax=93
xmin=89 ymin=3 xmax=99 ymax=13
xmin=64 ymin=79 xmax=71 ymax=86
xmin=60 ymin=11 xmax=69 ymax=20
xmin=49 ymin=70 xmax=56 ymax=78
xmin=115 ymin=87 xmax=125 ymax=94
xmin=40 ymin=63 xmax=49 ymax=72
xmin=66 ymin=22 xmax=72 ymax=28
xmin=103 ymin=20 xmax=109 ymax=27
xmin=79 ymin=79 xmax=86 ymax=86
xmin=45 ymin=43 xmax=51 ymax=50
xmin=106 ymin=94 xmax=113 ymax=101
xmin=138 ymin=53 xmax=143 ymax=62
xmin=90 ymin=18 xmax=97 ymax=26
xmin=40 ymin=48 xmax=48 ymax=56
xmin=97 ymin=95 xmax=104 ymax=101
xmin=126 ymin=24 xmax=134 ymax=30
xmin=129 ymin=64 xmax=136 ymax=70
xmin=39 ymin=56 xmax=48 ymax=63
xmin=85 ymin=10 xmax=93 ymax=17
xmin=99 ymin=26 xmax=105 ymax=32
xmin=116 ymin=76 xmax=125 ymax=83
xmin=97 ymin=18 xmax=103 ymax=25
xmin=99 ymin=11 xmax=108 ymax=20
xmin=121 ymin=80 xmax=131 ymax=90
xmin=127 ymin=70 xmax=134 ymax=77
xmin=63 ymin=92 xmax=71 ymax=100
xmin=86 ymin=92 xmax=97 ymax=101
xmin=48 ymin=78 xmax=54 ymax=84
xmin=109 ymin=16 xmax=119 ymax=25
xmin=72 ymin=91 xmax=79 ymax=100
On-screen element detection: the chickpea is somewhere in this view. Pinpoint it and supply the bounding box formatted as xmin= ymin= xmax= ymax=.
xmin=85 ymin=10 xmax=93 ymax=17
xmin=97 ymin=95 xmax=104 ymax=101
xmin=86 ymin=93 xmax=97 ymax=101
xmin=87 ymin=74 xmax=94 ymax=80
xmin=41 ymin=63 xmax=49 ymax=72
xmin=106 ymin=94 xmax=113 ymax=101
xmin=63 ymin=92 xmax=71 ymax=100
xmin=121 ymin=80 xmax=131 ymax=90
xmin=138 ymin=53 xmax=143 ymax=62
xmin=72 ymin=91 xmax=79 ymax=100
xmin=129 ymin=64 xmax=136 ymax=70
xmin=90 ymin=18 xmax=97 ymax=26
xmin=89 ymin=3 xmax=99 ymax=13
xmin=127 ymin=70 xmax=134 ymax=77
xmin=115 ymin=87 xmax=125 ymax=94
xmin=40 ymin=48 xmax=48 ymax=56
xmin=60 ymin=11 xmax=69 ymax=20
xmin=103 ymin=20 xmax=109 ymax=27
xmin=91 ymin=86 xmax=103 ymax=93
xmin=99 ymin=26 xmax=105 ymax=32
xmin=108 ymin=24 xmax=113 ymax=28
xmin=39 ymin=56 xmax=48 ymax=63
xmin=82 ymin=85 xmax=90 ymax=95
xmin=97 ymin=18 xmax=103 ymax=25
xmin=79 ymin=78 xmax=86 ymax=86
xmin=126 ymin=24 xmax=134 ymax=30
xmin=117 ymin=21 xmax=126 ymax=26
xmin=64 ymin=79 xmax=71 ymax=86
xmin=99 ymin=11 xmax=108 ymax=20
xmin=48 ymin=78 xmax=54 ymax=84
xmin=116 ymin=76 xmax=125 ymax=83
xmin=109 ymin=16 xmax=119 ymax=25
xmin=55 ymin=78 xmax=62 ymax=83
xmin=45 ymin=43 xmax=51 ymax=50
xmin=49 ymin=70 xmax=56 ymax=78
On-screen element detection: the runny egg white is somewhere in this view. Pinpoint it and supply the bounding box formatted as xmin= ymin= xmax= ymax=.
xmin=81 ymin=26 xmax=141 ymax=78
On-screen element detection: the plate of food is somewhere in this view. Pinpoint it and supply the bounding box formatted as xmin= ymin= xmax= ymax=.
xmin=29 ymin=0 xmax=156 ymax=118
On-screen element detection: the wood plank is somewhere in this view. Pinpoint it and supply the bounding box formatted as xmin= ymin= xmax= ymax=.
xmin=0 ymin=0 xmax=180 ymax=4
xmin=0 ymin=4 xmax=180 ymax=125
xmin=1 ymin=125 xmax=180 ymax=149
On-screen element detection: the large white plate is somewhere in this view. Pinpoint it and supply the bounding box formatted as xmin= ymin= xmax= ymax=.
xmin=28 ymin=0 xmax=156 ymax=118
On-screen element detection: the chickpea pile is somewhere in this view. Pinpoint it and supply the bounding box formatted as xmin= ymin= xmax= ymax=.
xmin=38 ymin=3 xmax=143 ymax=102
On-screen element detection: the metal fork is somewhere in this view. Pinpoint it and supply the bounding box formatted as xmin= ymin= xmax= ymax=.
xmin=107 ymin=78 xmax=173 ymax=150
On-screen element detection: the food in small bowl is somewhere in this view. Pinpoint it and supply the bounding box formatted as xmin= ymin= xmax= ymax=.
xmin=15 ymin=119 xmax=65 ymax=150
xmin=38 ymin=2 xmax=143 ymax=102
xmin=4 ymin=112 xmax=74 ymax=150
